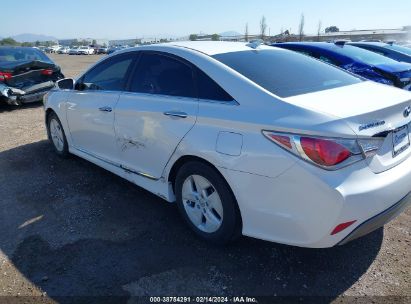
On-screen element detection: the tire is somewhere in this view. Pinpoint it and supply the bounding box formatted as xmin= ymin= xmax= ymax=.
xmin=47 ymin=112 xmax=69 ymax=158
xmin=175 ymin=161 xmax=242 ymax=244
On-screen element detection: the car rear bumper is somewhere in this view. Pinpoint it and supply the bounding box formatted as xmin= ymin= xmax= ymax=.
xmin=220 ymin=152 xmax=411 ymax=248
xmin=338 ymin=190 xmax=411 ymax=245
xmin=1 ymin=81 xmax=54 ymax=105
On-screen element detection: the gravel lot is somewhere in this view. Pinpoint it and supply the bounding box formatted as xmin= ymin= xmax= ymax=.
xmin=0 ymin=53 xmax=410 ymax=303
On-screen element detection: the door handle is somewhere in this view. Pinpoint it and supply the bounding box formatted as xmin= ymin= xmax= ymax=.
xmin=163 ymin=111 xmax=188 ymax=118
xmin=99 ymin=106 xmax=112 ymax=112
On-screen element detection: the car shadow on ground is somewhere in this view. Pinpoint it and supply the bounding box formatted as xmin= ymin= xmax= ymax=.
xmin=0 ymin=101 xmax=43 ymax=113
xmin=0 ymin=140 xmax=383 ymax=303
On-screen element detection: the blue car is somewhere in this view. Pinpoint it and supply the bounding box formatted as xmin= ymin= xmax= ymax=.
xmin=273 ymin=42 xmax=411 ymax=91
xmin=348 ymin=42 xmax=411 ymax=64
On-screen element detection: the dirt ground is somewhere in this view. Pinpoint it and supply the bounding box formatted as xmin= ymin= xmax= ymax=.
xmin=0 ymin=53 xmax=410 ymax=303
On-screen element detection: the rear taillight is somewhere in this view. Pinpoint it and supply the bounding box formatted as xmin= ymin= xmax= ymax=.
xmin=0 ymin=71 xmax=12 ymax=81
xmin=41 ymin=69 xmax=54 ymax=76
xmin=300 ymin=137 xmax=352 ymax=166
xmin=263 ymin=131 xmax=384 ymax=170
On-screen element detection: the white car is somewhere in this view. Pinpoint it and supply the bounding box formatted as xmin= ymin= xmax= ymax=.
xmin=77 ymin=46 xmax=95 ymax=55
xmin=44 ymin=42 xmax=411 ymax=248
xmin=57 ymin=47 xmax=70 ymax=54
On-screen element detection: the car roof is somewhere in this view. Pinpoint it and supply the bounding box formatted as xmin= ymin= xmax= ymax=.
xmin=349 ymin=42 xmax=390 ymax=47
xmin=121 ymin=41 xmax=274 ymax=56
xmin=275 ymin=42 xmax=355 ymax=50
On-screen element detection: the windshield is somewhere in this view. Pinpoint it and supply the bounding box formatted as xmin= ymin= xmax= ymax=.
xmin=80 ymin=46 xmax=89 ymax=49
xmin=212 ymin=49 xmax=362 ymax=98
xmin=0 ymin=47 xmax=52 ymax=63
xmin=334 ymin=45 xmax=398 ymax=65
xmin=386 ymin=44 xmax=411 ymax=56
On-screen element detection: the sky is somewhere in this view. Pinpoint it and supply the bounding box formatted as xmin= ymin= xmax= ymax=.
xmin=2 ymin=0 xmax=411 ymax=39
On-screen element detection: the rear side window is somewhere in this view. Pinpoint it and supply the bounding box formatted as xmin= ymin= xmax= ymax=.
xmin=318 ymin=54 xmax=340 ymax=66
xmin=197 ymin=69 xmax=233 ymax=101
xmin=81 ymin=53 xmax=134 ymax=91
xmin=213 ymin=49 xmax=362 ymax=98
xmin=130 ymin=53 xmax=195 ymax=98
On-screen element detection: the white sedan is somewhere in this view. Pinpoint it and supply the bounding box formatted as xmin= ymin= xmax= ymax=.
xmin=43 ymin=42 xmax=411 ymax=247
xmin=77 ymin=46 xmax=95 ymax=55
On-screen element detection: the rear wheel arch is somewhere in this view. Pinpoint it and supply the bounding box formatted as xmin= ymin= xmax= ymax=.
xmin=168 ymin=156 xmax=242 ymax=218
xmin=169 ymin=156 xmax=219 ymax=191
xmin=172 ymin=156 xmax=243 ymax=243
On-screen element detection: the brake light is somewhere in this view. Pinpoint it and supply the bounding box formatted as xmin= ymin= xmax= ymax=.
xmin=0 ymin=72 xmax=12 ymax=81
xmin=300 ymin=137 xmax=351 ymax=166
xmin=262 ymin=131 xmax=384 ymax=170
xmin=41 ymin=69 xmax=54 ymax=75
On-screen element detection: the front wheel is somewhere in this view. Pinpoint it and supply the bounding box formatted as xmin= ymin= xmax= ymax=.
xmin=175 ymin=161 xmax=242 ymax=244
xmin=47 ymin=112 xmax=69 ymax=157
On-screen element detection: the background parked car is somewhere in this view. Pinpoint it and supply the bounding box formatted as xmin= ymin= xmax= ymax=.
xmin=96 ymin=47 xmax=108 ymax=54
xmin=57 ymin=47 xmax=70 ymax=54
xmin=45 ymin=45 xmax=62 ymax=53
xmin=273 ymin=41 xmax=411 ymax=91
xmin=348 ymin=42 xmax=411 ymax=64
xmin=0 ymin=46 xmax=64 ymax=105
xmin=77 ymin=46 xmax=95 ymax=55
xmin=68 ymin=47 xmax=80 ymax=55
xmin=107 ymin=45 xmax=128 ymax=55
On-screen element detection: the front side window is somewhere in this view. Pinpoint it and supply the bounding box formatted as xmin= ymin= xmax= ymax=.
xmin=130 ymin=52 xmax=195 ymax=98
xmin=81 ymin=53 xmax=134 ymax=91
xmin=213 ymin=49 xmax=362 ymax=98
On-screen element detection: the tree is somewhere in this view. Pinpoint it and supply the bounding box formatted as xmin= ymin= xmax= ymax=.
xmin=189 ymin=34 xmax=198 ymax=41
xmin=325 ymin=26 xmax=339 ymax=33
xmin=21 ymin=42 xmax=34 ymax=47
xmin=211 ymin=34 xmax=220 ymax=41
xmin=298 ymin=13 xmax=305 ymax=41
xmin=317 ymin=20 xmax=322 ymax=41
xmin=35 ymin=40 xmax=40 ymax=47
xmin=0 ymin=37 xmax=19 ymax=46
xmin=92 ymin=39 xmax=97 ymax=46
xmin=245 ymin=23 xmax=249 ymax=42
xmin=260 ymin=16 xmax=267 ymax=39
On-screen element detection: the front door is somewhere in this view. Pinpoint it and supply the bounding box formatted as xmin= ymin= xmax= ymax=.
xmin=114 ymin=51 xmax=198 ymax=179
xmin=66 ymin=52 xmax=136 ymax=163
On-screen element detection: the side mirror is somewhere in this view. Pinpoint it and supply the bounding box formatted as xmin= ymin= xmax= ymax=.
xmin=56 ymin=78 xmax=74 ymax=90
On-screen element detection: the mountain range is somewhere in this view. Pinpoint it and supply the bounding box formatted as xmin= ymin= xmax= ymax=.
xmin=2 ymin=31 xmax=243 ymax=43
xmin=11 ymin=33 xmax=58 ymax=42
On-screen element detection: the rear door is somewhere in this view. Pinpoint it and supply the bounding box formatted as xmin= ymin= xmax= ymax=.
xmin=66 ymin=52 xmax=136 ymax=163
xmin=114 ymin=51 xmax=198 ymax=179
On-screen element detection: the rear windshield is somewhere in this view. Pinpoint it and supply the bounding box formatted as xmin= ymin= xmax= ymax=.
xmin=333 ymin=45 xmax=398 ymax=65
xmin=386 ymin=44 xmax=411 ymax=56
xmin=0 ymin=47 xmax=52 ymax=63
xmin=212 ymin=49 xmax=362 ymax=98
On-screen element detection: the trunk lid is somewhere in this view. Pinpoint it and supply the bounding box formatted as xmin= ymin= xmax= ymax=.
xmin=0 ymin=60 xmax=58 ymax=89
xmin=284 ymin=81 xmax=411 ymax=173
